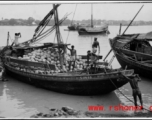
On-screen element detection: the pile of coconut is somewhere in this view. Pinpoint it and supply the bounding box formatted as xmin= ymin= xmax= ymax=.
xmin=16 ymin=47 xmax=86 ymax=73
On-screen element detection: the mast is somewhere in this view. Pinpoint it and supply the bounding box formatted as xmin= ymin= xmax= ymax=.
xmin=53 ymin=4 xmax=62 ymax=44
xmin=91 ymin=4 xmax=93 ymax=28
xmin=53 ymin=4 xmax=64 ymax=69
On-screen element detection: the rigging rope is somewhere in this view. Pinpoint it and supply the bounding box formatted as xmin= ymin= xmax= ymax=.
xmin=21 ymin=13 xmax=69 ymax=46
xmin=65 ymin=4 xmax=77 ymax=44
xmin=35 ymin=4 xmax=60 ymax=33
xmin=35 ymin=18 xmax=51 ymax=38
xmin=9 ymin=34 xmax=13 ymax=43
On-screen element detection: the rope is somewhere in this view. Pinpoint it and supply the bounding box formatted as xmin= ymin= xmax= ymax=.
xmin=9 ymin=34 xmax=13 ymax=43
xmin=110 ymin=78 xmax=151 ymax=112
xmin=104 ymin=67 xmax=152 ymax=112
xmin=65 ymin=4 xmax=77 ymax=44
xmin=22 ymin=13 xmax=68 ymax=45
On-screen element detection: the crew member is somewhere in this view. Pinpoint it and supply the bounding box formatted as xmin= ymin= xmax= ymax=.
xmin=13 ymin=33 xmax=21 ymax=46
xmin=92 ymin=37 xmax=100 ymax=54
xmin=123 ymin=74 xmax=143 ymax=109
xmin=67 ymin=45 xmax=77 ymax=70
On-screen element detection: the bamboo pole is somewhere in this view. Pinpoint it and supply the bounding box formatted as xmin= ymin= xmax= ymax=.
xmin=104 ymin=5 xmax=144 ymax=62
xmin=119 ymin=23 xmax=122 ymax=35
xmin=7 ymin=32 xmax=9 ymax=46
xmin=122 ymin=5 xmax=144 ymax=35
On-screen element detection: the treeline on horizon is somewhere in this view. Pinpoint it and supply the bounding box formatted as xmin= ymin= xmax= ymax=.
xmin=0 ymin=17 xmax=152 ymax=26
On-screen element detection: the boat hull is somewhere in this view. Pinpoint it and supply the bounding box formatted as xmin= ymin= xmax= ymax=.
xmin=109 ymin=37 xmax=152 ymax=78
xmin=4 ymin=64 xmax=128 ymax=95
xmin=68 ymin=26 xmax=77 ymax=31
xmin=115 ymin=52 xmax=152 ymax=78
xmin=78 ymin=30 xmax=109 ymax=35
xmin=78 ymin=26 xmax=109 ymax=35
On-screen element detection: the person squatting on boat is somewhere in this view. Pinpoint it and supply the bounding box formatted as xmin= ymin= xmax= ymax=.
xmin=66 ymin=45 xmax=77 ymax=71
xmin=92 ymin=37 xmax=100 ymax=54
xmin=86 ymin=50 xmax=99 ymax=74
xmin=12 ymin=33 xmax=21 ymax=46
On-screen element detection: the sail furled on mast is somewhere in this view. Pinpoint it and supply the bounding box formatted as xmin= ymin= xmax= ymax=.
xmin=53 ymin=4 xmax=63 ymax=44
xmin=35 ymin=4 xmax=60 ymax=35
xmin=20 ymin=4 xmax=70 ymax=46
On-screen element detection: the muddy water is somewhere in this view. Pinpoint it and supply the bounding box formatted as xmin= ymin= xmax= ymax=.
xmin=0 ymin=26 xmax=152 ymax=118
xmin=0 ymin=77 xmax=125 ymax=118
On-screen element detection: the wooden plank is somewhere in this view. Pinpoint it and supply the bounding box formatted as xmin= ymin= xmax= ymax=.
xmin=79 ymin=55 xmax=102 ymax=59
xmin=85 ymin=61 xmax=108 ymax=66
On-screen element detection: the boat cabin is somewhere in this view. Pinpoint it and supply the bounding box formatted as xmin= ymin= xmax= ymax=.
xmin=118 ymin=34 xmax=152 ymax=61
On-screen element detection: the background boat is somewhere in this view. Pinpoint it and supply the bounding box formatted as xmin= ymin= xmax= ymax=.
xmin=109 ymin=32 xmax=152 ymax=78
xmin=67 ymin=23 xmax=91 ymax=31
xmin=107 ymin=5 xmax=152 ymax=78
xmin=77 ymin=4 xmax=109 ymax=35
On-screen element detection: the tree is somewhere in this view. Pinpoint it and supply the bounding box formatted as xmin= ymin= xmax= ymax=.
xmin=9 ymin=19 xmax=17 ymax=25
xmin=27 ymin=17 xmax=35 ymax=25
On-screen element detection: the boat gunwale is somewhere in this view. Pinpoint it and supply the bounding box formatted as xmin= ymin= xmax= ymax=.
xmin=4 ymin=62 xmax=133 ymax=82
xmin=109 ymin=37 xmax=152 ymax=70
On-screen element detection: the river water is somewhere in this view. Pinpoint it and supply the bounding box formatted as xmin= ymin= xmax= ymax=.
xmin=0 ymin=26 xmax=152 ymax=118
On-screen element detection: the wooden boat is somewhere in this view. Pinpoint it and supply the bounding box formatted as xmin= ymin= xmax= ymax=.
xmin=0 ymin=4 xmax=134 ymax=95
xmin=78 ymin=25 xmax=109 ymax=35
xmin=77 ymin=4 xmax=109 ymax=35
xmin=67 ymin=23 xmax=90 ymax=31
xmin=109 ymin=32 xmax=152 ymax=78
xmin=108 ymin=5 xmax=152 ymax=78
xmin=67 ymin=23 xmax=77 ymax=31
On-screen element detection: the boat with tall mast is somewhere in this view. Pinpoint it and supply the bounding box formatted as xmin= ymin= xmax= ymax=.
xmin=78 ymin=4 xmax=109 ymax=35
xmin=107 ymin=5 xmax=152 ymax=78
xmin=0 ymin=4 xmax=134 ymax=95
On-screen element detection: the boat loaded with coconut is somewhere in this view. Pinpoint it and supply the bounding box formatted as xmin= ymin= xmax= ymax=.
xmin=78 ymin=4 xmax=109 ymax=35
xmin=0 ymin=4 xmax=134 ymax=95
xmin=108 ymin=5 xmax=152 ymax=78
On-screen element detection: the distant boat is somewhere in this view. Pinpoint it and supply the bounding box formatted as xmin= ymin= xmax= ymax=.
xmin=78 ymin=4 xmax=109 ymax=35
xmin=67 ymin=23 xmax=90 ymax=31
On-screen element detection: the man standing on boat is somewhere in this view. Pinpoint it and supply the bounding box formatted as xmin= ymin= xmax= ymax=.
xmin=13 ymin=33 xmax=21 ymax=46
xmin=92 ymin=37 xmax=100 ymax=55
xmin=67 ymin=45 xmax=77 ymax=71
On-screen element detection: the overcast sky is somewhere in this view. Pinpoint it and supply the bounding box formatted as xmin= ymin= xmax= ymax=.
xmin=0 ymin=1 xmax=152 ymax=21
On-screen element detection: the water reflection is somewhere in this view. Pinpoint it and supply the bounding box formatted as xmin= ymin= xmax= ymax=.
xmin=115 ymin=81 xmax=152 ymax=114
xmin=0 ymin=76 xmax=126 ymax=118
xmin=0 ymin=82 xmax=38 ymax=118
xmin=0 ymin=26 xmax=152 ymax=118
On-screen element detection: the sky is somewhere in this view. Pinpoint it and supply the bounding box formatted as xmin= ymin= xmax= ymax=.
xmin=0 ymin=1 xmax=152 ymax=21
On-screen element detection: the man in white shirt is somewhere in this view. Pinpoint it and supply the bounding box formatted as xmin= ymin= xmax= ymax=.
xmin=13 ymin=33 xmax=21 ymax=46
